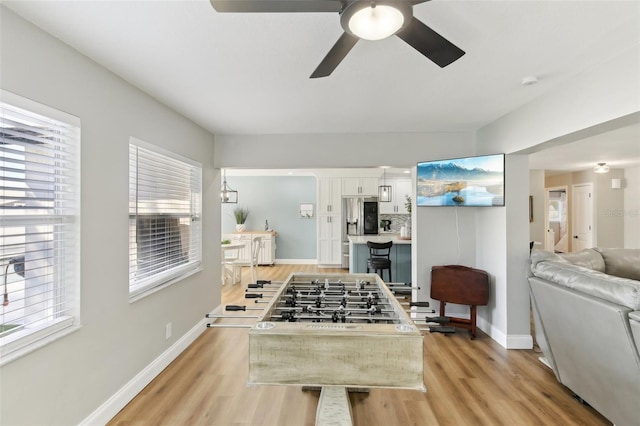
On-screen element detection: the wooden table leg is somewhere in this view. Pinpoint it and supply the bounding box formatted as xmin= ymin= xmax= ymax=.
xmin=469 ymin=305 xmax=477 ymax=339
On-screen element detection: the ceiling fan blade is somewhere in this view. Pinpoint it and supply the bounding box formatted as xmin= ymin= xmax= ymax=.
xmin=310 ymin=32 xmax=359 ymax=79
xmin=396 ymin=17 xmax=465 ymax=68
xmin=210 ymin=0 xmax=343 ymax=13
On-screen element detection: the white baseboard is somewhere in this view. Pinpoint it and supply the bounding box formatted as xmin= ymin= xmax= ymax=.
xmin=538 ymin=356 xmax=552 ymax=369
xmin=506 ymin=334 xmax=534 ymax=349
xmin=79 ymin=314 xmax=213 ymax=426
xmin=274 ymin=259 xmax=317 ymax=265
xmin=477 ymin=317 xmax=533 ymax=349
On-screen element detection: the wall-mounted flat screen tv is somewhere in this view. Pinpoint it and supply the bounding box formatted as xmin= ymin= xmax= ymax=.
xmin=417 ymin=153 xmax=505 ymax=207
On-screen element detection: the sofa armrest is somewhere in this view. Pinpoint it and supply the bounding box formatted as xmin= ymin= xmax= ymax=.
xmin=594 ymin=248 xmax=640 ymax=280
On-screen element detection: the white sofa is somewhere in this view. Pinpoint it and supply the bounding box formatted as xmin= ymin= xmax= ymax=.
xmin=528 ymin=248 xmax=640 ymax=426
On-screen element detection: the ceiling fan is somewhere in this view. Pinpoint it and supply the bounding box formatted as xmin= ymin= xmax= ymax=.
xmin=210 ymin=0 xmax=465 ymax=78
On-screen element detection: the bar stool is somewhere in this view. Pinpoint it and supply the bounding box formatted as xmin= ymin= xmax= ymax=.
xmin=366 ymin=241 xmax=393 ymax=282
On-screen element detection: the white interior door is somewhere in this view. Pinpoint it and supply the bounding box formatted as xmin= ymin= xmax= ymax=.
xmin=572 ymin=183 xmax=594 ymax=251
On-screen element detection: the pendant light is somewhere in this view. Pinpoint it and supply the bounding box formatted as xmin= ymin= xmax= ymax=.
xmin=220 ymin=169 xmax=238 ymax=203
xmin=379 ymin=168 xmax=392 ymax=202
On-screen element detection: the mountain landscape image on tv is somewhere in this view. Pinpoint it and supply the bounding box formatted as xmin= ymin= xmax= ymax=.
xmin=417 ymin=154 xmax=505 ymax=207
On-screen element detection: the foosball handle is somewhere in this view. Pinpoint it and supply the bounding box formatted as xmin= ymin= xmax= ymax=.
xmin=410 ymin=301 xmax=431 ymax=308
xmin=257 ymin=280 xmax=271 ymax=284
xmin=225 ymin=305 xmax=247 ymax=311
xmin=247 ymin=283 xmax=264 ymax=288
xmin=430 ymin=326 xmax=456 ymax=334
xmin=245 ymin=293 xmax=263 ymax=299
xmin=425 ymin=316 xmax=450 ymax=324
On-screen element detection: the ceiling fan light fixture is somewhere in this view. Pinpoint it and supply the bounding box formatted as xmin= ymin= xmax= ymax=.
xmin=342 ymin=2 xmax=412 ymax=41
xmin=594 ymin=162 xmax=610 ymax=174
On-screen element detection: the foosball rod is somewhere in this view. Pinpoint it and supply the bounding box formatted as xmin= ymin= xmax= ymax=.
xmin=386 ymin=284 xmax=420 ymax=290
xmin=278 ymin=292 xmax=388 ymax=300
xmin=287 ymin=283 xmax=378 ymax=290
xmin=205 ymin=314 xmax=260 ymax=319
xmin=272 ymin=300 xmax=397 ymax=308
xmin=274 ymin=306 xmax=398 ymax=314
xmin=206 ymin=323 xmax=253 ymax=328
xmin=268 ymin=315 xmax=399 ymax=322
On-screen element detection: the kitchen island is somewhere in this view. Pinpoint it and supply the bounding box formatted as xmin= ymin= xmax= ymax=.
xmin=348 ymin=235 xmax=411 ymax=283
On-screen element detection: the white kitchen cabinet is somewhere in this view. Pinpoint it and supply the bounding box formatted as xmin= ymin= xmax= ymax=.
xmin=257 ymin=233 xmax=276 ymax=265
xmin=318 ymin=177 xmax=342 ymax=215
xmin=318 ymin=214 xmax=342 ymax=265
xmin=342 ymin=177 xmax=378 ymax=197
xmin=379 ymin=178 xmax=413 ymax=214
xmin=230 ymin=232 xmax=276 ymax=265
xmin=229 ymin=233 xmax=252 ymax=261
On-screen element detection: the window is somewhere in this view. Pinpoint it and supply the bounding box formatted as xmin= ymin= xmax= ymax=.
xmin=0 ymin=91 xmax=80 ymax=365
xmin=128 ymin=138 xmax=202 ymax=299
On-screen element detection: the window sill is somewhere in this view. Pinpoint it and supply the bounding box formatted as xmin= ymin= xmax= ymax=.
xmin=0 ymin=317 xmax=80 ymax=367
xmin=129 ymin=266 xmax=203 ymax=303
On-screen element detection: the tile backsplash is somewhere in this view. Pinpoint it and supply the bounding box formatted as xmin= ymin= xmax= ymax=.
xmin=379 ymin=214 xmax=410 ymax=233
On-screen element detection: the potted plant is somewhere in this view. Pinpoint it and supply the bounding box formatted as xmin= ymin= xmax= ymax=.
xmin=233 ymin=207 xmax=249 ymax=232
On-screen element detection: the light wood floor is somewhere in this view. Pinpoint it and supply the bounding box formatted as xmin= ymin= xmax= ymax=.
xmin=109 ymin=264 xmax=611 ymax=426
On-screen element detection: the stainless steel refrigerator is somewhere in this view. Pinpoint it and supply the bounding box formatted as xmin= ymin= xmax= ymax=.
xmin=342 ymin=197 xmax=378 ymax=268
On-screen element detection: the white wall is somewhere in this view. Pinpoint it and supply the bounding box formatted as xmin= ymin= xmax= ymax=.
xmin=624 ymin=166 xmax=640 ymax=248
xmin=1 ymin=8 xmax=218 ymax=425
xmin=476 ymin=44 xmax=639 ymax=348
xmin=593 ymin=169 xmax=625 ymax=248
xmin=214 ymin=132 xmax=475 ymax=169
xmin=529 ymin=170 xmax=546 ymax=246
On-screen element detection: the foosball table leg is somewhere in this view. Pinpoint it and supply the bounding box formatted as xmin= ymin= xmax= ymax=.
xmin=316 ymin=386 xmax=353 ymax=426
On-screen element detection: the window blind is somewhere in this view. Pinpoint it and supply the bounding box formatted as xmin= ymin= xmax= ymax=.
xmin=0 ymin=92 xmax=80 ymax=357
xmin=128 ymin=139 xmax=202 ymax=297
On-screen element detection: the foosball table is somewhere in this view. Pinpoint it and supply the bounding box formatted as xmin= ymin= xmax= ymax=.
xmin=208 ymin=272 xmax=425 ymax=425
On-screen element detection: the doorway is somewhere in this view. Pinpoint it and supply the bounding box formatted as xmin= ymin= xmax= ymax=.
xmin=572 ymin=182 xmax=594 ymax=251
xmin=544 ymin=186 xmax=569 ymax=253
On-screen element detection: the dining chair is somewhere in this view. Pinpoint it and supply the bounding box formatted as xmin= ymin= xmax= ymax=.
xmin=234 ymin=236 xmax=263 ymax=284
xmin=222 ymin=246 xmax=241 ymax=285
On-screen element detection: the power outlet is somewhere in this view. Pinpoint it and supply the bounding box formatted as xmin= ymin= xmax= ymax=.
xmin=165 ymin=322 xmax=172 ymax=340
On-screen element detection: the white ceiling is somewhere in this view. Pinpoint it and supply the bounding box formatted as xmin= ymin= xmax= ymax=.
xmin=528 ymin=122 xmax=640 ymax=173
xmin=3 ymin=0 xmax=640 ymax=171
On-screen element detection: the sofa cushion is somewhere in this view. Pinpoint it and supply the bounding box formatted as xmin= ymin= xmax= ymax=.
xmin=594 ymin=248 xmax=640 ymax=281
xmin=531 ymin=261 xmax=640 ymax=310
xmin=530 ymin=248 xmax=605 ymax=272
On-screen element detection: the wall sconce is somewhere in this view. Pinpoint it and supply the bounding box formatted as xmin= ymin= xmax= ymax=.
xmin=220 ymin=169 xmax=238 ymax=203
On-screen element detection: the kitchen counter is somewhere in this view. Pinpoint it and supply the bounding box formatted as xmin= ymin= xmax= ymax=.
xmin=348 ymin=234 xmax=411 ymax=245
xmin=232 ymin=230 xmax=278 ymax=236
xmin=348 ymin=234 xmax=412 ymax=283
